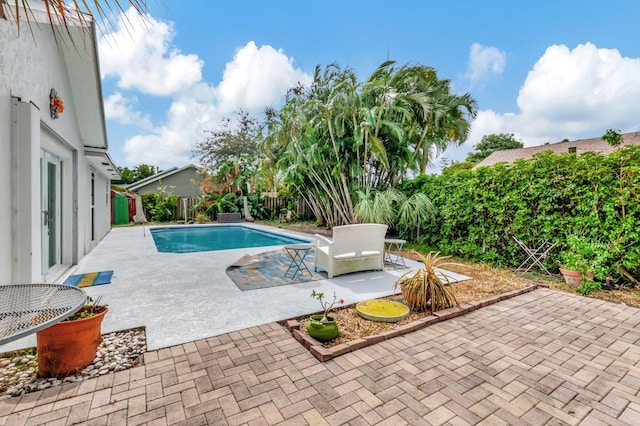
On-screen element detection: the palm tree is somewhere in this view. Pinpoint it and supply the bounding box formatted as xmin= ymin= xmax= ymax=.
xmin=262 ymin=60 xmax=477 ymax=229
xmin=2 ymin=0 xmax=153 ymax=33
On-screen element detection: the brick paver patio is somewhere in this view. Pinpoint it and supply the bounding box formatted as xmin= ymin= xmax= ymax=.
xmin=1 ymin=288 xmax=640 ymax=425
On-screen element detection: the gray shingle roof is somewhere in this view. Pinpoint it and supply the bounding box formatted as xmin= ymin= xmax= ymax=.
xmin=473 ymin=132 xmax=640 ymax=168
xmin=123 ymin=164 xmax=197 ymax=190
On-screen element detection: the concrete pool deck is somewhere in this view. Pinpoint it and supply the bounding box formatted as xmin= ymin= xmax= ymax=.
xmin=2 ymin=223 xmax=461 ymax=352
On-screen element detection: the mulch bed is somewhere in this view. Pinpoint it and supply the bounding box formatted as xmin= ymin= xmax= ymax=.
xmin=270 ymin=221 xmax=640 ymax=359
xmin=286 ymin=259 xmax=539 ymax=350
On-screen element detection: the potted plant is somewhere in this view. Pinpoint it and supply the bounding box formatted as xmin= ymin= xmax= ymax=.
xmin=393 ymin=251 xmax=458 ymax=313
xmin=559 ymin=235 xmax=607 ymax=286
xmin=306 ymin=290 xmax=344 ymax=342
xmin=36 ymin=296 xmax=108 ymax=377
xmin=215 ymin=193 xmax=241 ymax=223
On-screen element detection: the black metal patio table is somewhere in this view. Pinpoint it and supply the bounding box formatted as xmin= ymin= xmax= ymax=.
xmin=0 ymin=284 xmax=86 ymax=346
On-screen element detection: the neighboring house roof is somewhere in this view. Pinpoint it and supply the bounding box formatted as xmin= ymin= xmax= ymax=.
xmin=124 ymin=164 xmax=199 ymax=192
xmin=474 ymin=132 xmax=640 ymax=168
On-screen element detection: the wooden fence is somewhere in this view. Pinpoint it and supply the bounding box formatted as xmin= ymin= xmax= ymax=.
xmin=172 ymin=197 xmax=200 ymax=221
xmin=170 ymin=196 xmax=314 ymax=222
xmin=262 ymin=197 xmax=314 ymax=220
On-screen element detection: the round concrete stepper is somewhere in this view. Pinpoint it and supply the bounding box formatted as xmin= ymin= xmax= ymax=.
xmin=356 ymin=300 xmax=410 ymax=322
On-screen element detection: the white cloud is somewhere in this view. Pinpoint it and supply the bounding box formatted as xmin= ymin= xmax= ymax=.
xmin=517 ymin=43 xmax=640 ymax=135
xmin=121 ymin=98 xmax=220 ymax=167
xmin=442 ymin=42 xmax=640 ymax=169
xmin=99 ymin=8 xmax=203 ymax=96
xmin=100 ymin=9 xmax=313 ymax=168
xmin=216 ymin=41 xmax=312 ymax=112
xmin=464 ymin=43 xmax=506 ymax=86
xmin=103 ymin=93 xmax=153 ymax=130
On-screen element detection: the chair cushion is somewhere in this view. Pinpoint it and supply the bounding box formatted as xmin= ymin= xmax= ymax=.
xmin=333 ymin=250 xmax=380 ymax=260
xmin=334 ymin=252 xmax=357 ymax=260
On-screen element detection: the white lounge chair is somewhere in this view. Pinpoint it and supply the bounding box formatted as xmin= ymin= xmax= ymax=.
xmin=313 ymin=224 xmax=388 ymax=278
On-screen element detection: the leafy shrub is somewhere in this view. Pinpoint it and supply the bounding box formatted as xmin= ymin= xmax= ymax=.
xmin=575 ymin=280 xmax=602 ymax=296
xmin=191 ymin=192 xmax=239 ymax=215
xmin=141 ymin=185 xmax=178 ymax=222
xmin=247 ymin=194 xmax=269 ymax=220
xmin=400 ymin=145 xmax=640 ymax=284
xmin=560 ymin=235 xmax=610 ymax=279
xmin=194 ymin=213 xmax=210 ymax=224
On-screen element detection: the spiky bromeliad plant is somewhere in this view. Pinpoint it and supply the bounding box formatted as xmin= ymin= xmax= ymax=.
xmin=393 ymin=251 xmax=459 ymax=313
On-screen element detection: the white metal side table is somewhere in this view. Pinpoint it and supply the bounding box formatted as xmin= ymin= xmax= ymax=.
xmin=284 ymin=244 xmax=313 ymax=279
xmin=384 ymin=238 xmax=407 ymax=268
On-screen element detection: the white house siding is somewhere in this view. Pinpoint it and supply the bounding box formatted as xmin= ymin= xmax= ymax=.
xmin=0 ymin=17 xmax=114 ymax=284
xmin=0 ymin=97 xmax=12 ymax=282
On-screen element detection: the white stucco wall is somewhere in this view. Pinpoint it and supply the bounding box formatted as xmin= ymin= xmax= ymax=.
xmin=0 ymin=18 xmax=113 ymax=283
xmin=0 ymin=96 xmax=11 ymax=282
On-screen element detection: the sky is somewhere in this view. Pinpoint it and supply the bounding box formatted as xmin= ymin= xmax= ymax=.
xmin=97 ymin=0 xmax=640 ymax=173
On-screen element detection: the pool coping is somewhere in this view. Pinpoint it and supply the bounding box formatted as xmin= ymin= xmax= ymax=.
xmin=148 ymin=223 xmax=313 ymax=253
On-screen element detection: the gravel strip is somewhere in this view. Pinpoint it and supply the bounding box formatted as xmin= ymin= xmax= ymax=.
xmin=0 ymin=327 xmax=146 ymax=398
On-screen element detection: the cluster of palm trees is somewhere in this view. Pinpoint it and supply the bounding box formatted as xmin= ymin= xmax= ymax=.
xmin=12 ymin=2 xmax=478 ymax=230
xmin=261 ymin=61 xmax=477 ymax=228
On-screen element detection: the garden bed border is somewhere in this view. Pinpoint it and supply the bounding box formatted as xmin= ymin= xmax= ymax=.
xmin=286 ymin=284 xmax=543 ymax=362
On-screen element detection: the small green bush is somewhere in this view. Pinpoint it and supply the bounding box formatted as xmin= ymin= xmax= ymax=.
xmin=575 ymin=280 xmax=602 ymax=296
xmin=141 ymin=185 xmax=177 ymax=222
xmin=194 ymin=213 xmax=210 ymax=224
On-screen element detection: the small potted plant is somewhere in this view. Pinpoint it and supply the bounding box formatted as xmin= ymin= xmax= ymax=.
xmin=36 ymin=296 xmax=108 ymax=377
xmin=306 ymin=290 xmax=344 ymax=342
xmin=559 ymin=235 xmax=607 ymax=286
xmin=393 ymin=251 xmax=458 ymax=313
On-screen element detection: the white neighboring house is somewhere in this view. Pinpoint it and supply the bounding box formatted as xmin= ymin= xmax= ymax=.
xmin=0 ymin=5 xmax=119 ymax=284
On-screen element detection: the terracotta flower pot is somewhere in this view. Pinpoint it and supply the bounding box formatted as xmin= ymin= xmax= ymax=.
xmin=36 ymin=307 xmax=108 ymax=377
xmin=559 ymin=268 xmax=595 ymax=287
xmin=306 ymin=315 xmax=339 ymax=342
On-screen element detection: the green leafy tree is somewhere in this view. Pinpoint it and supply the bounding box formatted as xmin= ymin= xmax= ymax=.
xmin=602 ymin=129 xmax=624 ymax=147
xmin=442 ymin=161 xmax=475 ymax=174
xmin=192 ymin=111 xmax=262 ymax=196
xmin=465 ymin=133 xmax=524 ymax=163
xmin=132 ymin=164 xmax=157 ymax=182
xmin=115 ymin=164 xmax=158 ymax=185
xmin=192 ymin=110 xmax=260 ymax=171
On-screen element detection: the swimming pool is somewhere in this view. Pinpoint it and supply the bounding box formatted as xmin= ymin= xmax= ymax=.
xmin=150 ymin=225 xmax=310 ymax=253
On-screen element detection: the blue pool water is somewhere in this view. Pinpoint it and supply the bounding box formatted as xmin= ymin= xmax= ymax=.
xmin=150 ymin=225 xmax=310 ymax=253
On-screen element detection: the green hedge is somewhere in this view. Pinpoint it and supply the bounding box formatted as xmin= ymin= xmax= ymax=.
xmin=399 ymin=146 xmax=640 ymax=281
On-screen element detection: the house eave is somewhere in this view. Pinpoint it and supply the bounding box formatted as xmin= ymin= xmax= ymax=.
xmin=85 ymin=148 xmax=120 ymax=180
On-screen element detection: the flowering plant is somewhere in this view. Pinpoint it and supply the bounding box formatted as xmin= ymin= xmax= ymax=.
xmin=310 ymin=290 xmax=344 ymax=322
